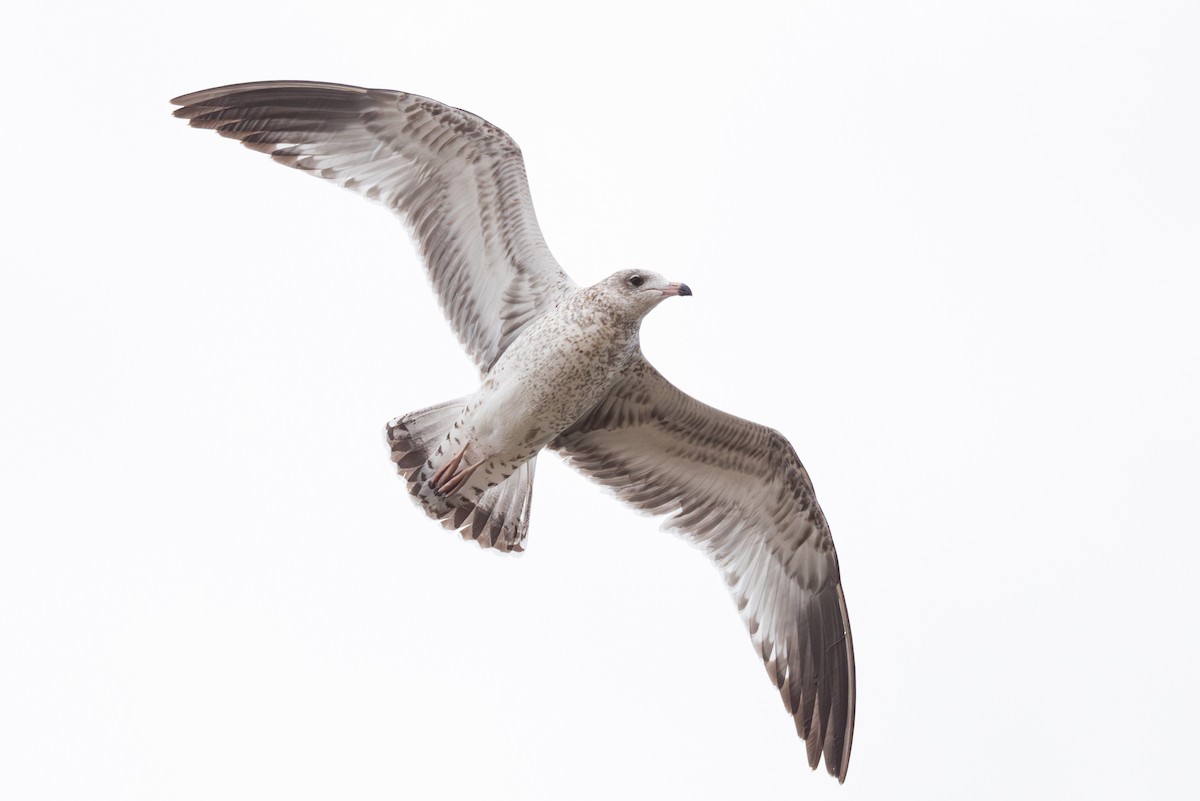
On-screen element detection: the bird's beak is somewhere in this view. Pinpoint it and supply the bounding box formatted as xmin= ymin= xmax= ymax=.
xmin=662 ymin=282 xmax=693 ymax=297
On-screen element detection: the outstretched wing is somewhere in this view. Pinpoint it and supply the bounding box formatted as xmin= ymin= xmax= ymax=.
xmin=172 ymin=81 xmax=576 ymax=372
xmin=553 ymin=356 xmax=855 ymax=781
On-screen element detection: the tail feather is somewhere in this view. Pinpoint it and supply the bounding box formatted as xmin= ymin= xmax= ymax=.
xmin=386 ymin=398 xmax=467 ymax=465
xmin=385 ymin=398 xmax=468 ymax=521
xmin=385 ymin=399 xmax=537 ymax=553
xmin=461 ymin=457 xmax=537 ymax=552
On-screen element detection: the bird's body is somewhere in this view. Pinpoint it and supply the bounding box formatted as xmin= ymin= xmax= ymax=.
xmin=395 ymin=271 xmax=678 ymax=527
xmin=172 ymin=81 xmax=857 ymax=782
xmin=458 ymin=276 xmax=649 ymax=472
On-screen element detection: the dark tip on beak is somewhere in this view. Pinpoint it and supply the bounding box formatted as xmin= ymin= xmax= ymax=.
xmin=678 ymin=283 xmax=693 ymax=296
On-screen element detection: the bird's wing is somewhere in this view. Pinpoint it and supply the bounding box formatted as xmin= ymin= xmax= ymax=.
xmin=172 ymin=81 xmax=577 ymax=372
xmin=552 ymin=356 xmax=855 ymax=781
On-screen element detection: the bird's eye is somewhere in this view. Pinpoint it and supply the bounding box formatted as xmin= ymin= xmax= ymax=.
xmin=629 ymin=275 xmax=644 ymax=287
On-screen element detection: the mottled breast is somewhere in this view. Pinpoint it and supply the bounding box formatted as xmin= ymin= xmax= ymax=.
xmin=474 ymin=287 xmax=642 ymax=446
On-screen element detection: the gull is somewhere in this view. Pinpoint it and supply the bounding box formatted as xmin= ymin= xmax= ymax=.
xmin=171 ymin=81 xmax=856 ymax=782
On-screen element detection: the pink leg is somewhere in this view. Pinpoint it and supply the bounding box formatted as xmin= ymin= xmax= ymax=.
xmin=437 ymin=457 xmax=486 ymax=497
xmin=428 ymin=444 xmax=486 ymax=496
xmin=428 ymin=444 xmax=467 ymax=490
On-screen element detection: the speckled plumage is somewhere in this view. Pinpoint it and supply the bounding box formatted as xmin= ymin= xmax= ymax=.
xmin=394 ymin=273 xmax=656 ymax=541
xmin=172 ymin=81 xmax=856 ymax=782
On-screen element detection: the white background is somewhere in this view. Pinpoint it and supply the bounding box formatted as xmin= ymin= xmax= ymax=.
xmin=3 ymin=2 xmax=1198 ymax=798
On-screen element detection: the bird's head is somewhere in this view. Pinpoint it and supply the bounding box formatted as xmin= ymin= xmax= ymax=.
xmin=600 ymin=269 xmax=692 ymax=317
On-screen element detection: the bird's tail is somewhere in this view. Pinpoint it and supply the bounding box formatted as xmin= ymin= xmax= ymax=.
xmin=385 ymin=399 xmax=537 ymax=553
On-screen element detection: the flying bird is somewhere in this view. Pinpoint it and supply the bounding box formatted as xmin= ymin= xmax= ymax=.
xmin=171 ymin=81 xmax=856 ymax=781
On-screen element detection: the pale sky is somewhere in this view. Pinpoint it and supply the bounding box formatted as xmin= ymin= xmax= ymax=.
xmin=3 ymin=2 xmax=1198 ymax=799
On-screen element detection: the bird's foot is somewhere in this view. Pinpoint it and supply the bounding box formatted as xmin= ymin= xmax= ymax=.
xmin=436 ymin=458 xmax=485 ymax=496
xmin=428 ymin=445 xmax=485 ymax=497
xmin=428 ymin=445 xmax=467 ymax=489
